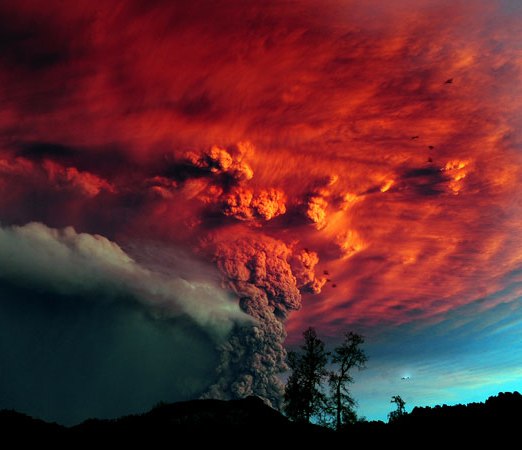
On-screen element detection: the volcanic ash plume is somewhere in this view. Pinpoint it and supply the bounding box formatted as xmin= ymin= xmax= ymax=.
xmin=202 ymin=235 xmax=324 ymax=407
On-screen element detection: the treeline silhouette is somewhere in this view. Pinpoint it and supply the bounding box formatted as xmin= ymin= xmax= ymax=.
xmin=390 ymin=391 xmax=522 ymax=431
xmin=282 ymin=327 xmax=522 ymax=440
xmin=2 ymin=392 xmax=522 ymax=442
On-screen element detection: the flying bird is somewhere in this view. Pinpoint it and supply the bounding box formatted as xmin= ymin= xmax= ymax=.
xmin=410 ymin=135 xmax=419 ymax=140
xmin=428 ymin=157 xmax=433 ymax=163
xmin=323 ymin=270 xmax=329 ymax=275
xmin=445 ymin=78 xmax=453 ymax=84
xmin=401 ymin=376 xmax=410 ymax=380
xmin=428 ymin=145 xmax=435 ymax=150
xmin=332 ymin=283 xmax=337 ymax=288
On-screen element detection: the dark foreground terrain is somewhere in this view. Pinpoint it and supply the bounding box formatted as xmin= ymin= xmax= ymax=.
xmin=1 ymin=392 xmax=521 ymax=444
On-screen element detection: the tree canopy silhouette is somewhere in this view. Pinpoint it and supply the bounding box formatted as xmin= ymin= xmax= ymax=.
xmin=388 ymin=395 xmax=406 ymax=423
xmin=328 ymin=331 xmax=367 ymax=430
xmin=284 ymin=327 xmax=329 ymax=423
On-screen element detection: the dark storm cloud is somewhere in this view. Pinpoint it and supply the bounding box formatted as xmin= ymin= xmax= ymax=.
xmin=399 ymin=166 xmax=447 ymax=196
xmin=0 ymin=279 xmax=219 ymax=426
xmin=0 ymin=8 xmax=71 ymax=71
xmin=15 ymin=142 xmax=77 ymax=160
xmin=0 ymin=222 xmax=251 ymax=424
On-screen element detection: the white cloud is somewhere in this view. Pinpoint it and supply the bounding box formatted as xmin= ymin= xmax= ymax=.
xmin=0 ymin=222 xmax=248 ymax=337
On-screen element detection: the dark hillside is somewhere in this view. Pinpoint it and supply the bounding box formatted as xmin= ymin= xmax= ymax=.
xmin=2 ymin=391 xmax=521 ymax=444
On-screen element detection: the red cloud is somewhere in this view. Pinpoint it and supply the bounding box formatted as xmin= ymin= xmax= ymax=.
xmin=0 ymin=156 xmax=113 ymax=198
xmin=42 ymin=160 xmax=114 ymax=197
xmin=0 ymin=0 xmax=521 ymax=345
xmin=223 ymin=187 xmax=286 ymax=222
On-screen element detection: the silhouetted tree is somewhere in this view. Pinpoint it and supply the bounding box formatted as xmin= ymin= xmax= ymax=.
xmin=388 ymin=395 xmax=406 ymax=423
xmin=284 ymin=327 xmax=329 ymax=423
xmin=328 ymin=331 xmax=367 ymax=430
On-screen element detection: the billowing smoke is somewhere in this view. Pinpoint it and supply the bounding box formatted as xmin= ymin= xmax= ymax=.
xmin=0 ymin=222 xmax=324 ymax=409
xmin=161 ymin=142 xmax=325 ymax=406
xmin=186 ymin=143 xmax=254 ymax=183
xmin=0 ymin=222 xmax=248 ymax=336
xmin=0 ymin=0 xmax=520 ymax=425
xmin=0 ymin=156 xmax=114 ymax=198
xmin=202 ymin=235 xmax=324 ymax=407
xmin=0 ymin=222 xmax=257 ymax=424
xmin=223 ymin=187 xmax=286 ymax=222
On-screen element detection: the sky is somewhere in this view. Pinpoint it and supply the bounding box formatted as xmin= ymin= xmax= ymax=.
xmin=0 ymin=0 xmax=521 ymax=425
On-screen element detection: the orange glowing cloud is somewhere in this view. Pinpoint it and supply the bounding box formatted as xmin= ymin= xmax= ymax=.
xmin=443 ymin=159 xmax=470 ymax=194
xmin=42 ymin=160 xmax=115 ymax=197
xmin=223 ymin=187 xmax=286 ymax=222
xmin=305 ymin=195 xmax=328 ymax=229
xmin=0 ymin=0 xmax=521 ymax=343
xmin=0 ymin=156 xmax=114 ymax=198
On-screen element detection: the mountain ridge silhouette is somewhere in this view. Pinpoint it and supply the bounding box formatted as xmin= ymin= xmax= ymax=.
xmin=2 ymin=391 xmax=521 ymax=443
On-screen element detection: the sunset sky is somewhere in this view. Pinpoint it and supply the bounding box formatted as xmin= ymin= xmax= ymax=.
xmin=1 ymin=0 xmax=521 ymax=425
